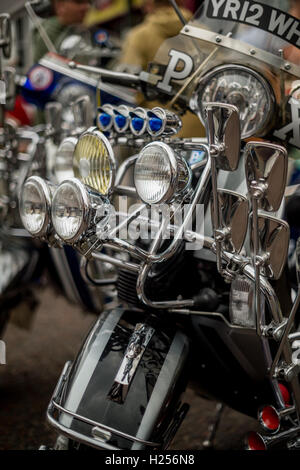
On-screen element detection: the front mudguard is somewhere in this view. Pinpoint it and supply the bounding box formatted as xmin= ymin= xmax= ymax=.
xmin=47 ymin=308 xmax=190 ymax=450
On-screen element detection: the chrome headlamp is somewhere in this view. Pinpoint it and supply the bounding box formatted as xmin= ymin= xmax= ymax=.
xmin=19 ymin=176 xmax=53 ymax=237
xmin=53 ymin=136 xmax=77 ymax=184
xmin=51 ymin=178 xmax=110 ymax=243
xmin=192 ymin=65 xmax=275 ymax=138
xmin=73 ymin=127 xmax=116 ymax=195
xmin=134 ymin=142 xmax=191 ymax=205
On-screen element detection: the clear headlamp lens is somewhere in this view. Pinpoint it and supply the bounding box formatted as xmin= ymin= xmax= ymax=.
xmin=52 ymin=179 xmax=87 ymax=242
xmin=19 ymin=176 xmax=52 ymax=236
xmin=196 ymin=66 xmax=274 ymax=138
xmin=73 ymin=128 xmax=115 ymax=195
xmin=53 ymin=137 xmax=77 ymax=184
xmin=134 ymin=142 xmax=190 ymax=205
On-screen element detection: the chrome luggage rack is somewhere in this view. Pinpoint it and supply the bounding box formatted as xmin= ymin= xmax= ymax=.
xmin=47 ymin=361 xmax=161 ymax=450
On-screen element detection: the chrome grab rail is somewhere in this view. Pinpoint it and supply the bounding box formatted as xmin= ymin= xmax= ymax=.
xmin=47 ymin=361 xmax=161 ymax=450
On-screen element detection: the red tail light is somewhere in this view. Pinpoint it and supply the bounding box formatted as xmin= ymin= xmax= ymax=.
xmin=258 ymin=405 xmax=280 ymax=433
xmin=246 ymin=431 xmax=267 ymax=450
xmin=279 ymin=383 xmax=291 ymax=406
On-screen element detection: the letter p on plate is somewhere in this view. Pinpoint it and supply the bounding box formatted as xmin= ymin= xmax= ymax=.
xmin=157 ymin=49 xmax=194 ymax=93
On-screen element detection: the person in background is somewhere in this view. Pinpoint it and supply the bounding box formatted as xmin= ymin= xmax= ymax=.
xmin=283 ymin=0 xmax=300 ymax=64
xmin=118 ymin=0 xmax=205 ymax=138
xmin=84 ymin=0 xmax=145 ymax=31
xmin=33 ymin=0 xmax=90 ymax=63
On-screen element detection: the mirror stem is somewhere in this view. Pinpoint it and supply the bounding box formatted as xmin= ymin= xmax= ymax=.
xmin=210 ymin=156 xmax=224 ymax=275
xmin=207 ymin=108 xmax=224 ymax=275
xmin=251 ymin=196 xmax=263 ymax=336
xmin=169 ymin=0 xmax=187 ymax=26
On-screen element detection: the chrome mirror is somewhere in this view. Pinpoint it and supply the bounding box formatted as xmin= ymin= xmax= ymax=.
xmin=296 ymin=237 xmax=300 ymax=286
xmin=204 ymin=102 xmax=240 ymax=171
xmin=245 ymin=142 xmax=288 ymax=212
xmin=3 ymin=67 xmax=16 ymax=111
xmin=45 ymin=102 xmax=62 ymax=140
xmin=212 ymin=189 xmax=249 ymax=254
xmin=72 ymin=95 xmax=93 ymax=131
xmin=0 ymin=14 xmax=12 ymax=59
xmin=251 ymin=214 xmax=289 ymax=280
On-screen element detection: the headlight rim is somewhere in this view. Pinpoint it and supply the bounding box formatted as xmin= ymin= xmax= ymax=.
xmin=191 ymin=64 xmax=275 ymax=139
xmin=51 ymin=177 xmax=91 ymax=243
xmin=73 ymin=126 xmax=116 ymax=196
xmin=20 ymin=175 xmax=53 ymax=237
xmin=134 ymin=141 xmax=188 ymax=205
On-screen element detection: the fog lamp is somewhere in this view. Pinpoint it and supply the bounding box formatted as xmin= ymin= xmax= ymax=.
xmin=134 ymin=142 xmax=191 ymax=205
xmin=19 ymin=176 xmax=53 ymax=237
xmin=73 ymin=127 xmax=116 ymax=195
xmin=51 ymin=178 xmax=109 ymax=243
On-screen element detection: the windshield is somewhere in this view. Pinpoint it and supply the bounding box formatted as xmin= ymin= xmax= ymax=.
xmin=191 ymin=0 xmax=300 ymax=65
xmin=149 ymin=0 xmax=300 ymax=146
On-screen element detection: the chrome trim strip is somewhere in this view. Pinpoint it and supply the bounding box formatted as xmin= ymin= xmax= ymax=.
xmin=47 ymin=411 xmax=121 ymax=451
xmin=51 ymin=400 xmax=160 ymax=447
xmin=181 ymin=26 xmax=300 ymax=78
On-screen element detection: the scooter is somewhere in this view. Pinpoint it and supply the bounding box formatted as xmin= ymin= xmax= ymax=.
xmin=20 ymin=0 xmax=300 ymax=450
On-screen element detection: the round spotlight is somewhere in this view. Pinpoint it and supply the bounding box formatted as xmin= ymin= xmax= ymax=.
xmin=19 ymin=176 xmax=52 ymax=237
xmin=129 ymin=107 xmax=147 ymax=136
xmin=51 ymin=178 xmax=109 ymax=243
xmin=192 ymin=65 xmax=275 ymax=139
xmin=113 ymin=105 xmax=131 ymax=133
xmin=99 ymin=113 xmax=112 ymax=128
xmin=147 ymin=107 xmax=182 ymax=137
xmin=73 ymin=127 xmax=116 ymax=195
xmin=134 ymin=142 xmax=191 ymax=205
xmin=97 ymin=104 xmax=114 ymax=132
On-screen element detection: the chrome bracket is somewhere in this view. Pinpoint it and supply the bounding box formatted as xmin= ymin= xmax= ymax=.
xmin=274 ymin=362 xmax=300 ymax=382
xmin=262 ymin=319 xmax=289 ymax=341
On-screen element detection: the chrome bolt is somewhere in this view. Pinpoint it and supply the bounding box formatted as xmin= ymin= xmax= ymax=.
xmin=250 ymin=49 xmax=256 ymax=55
xmin=284 ymin=63 xmax=291 ymax=70
xmin=216 ymin=36 xmax=222 ymax=43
